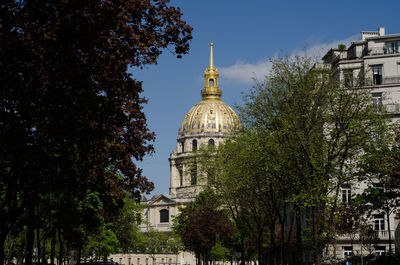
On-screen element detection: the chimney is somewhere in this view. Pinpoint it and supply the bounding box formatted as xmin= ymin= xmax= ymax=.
xmin=378 ymin=27 xmax=385 ymax=36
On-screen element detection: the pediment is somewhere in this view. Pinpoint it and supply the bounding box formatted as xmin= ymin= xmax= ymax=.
xmin=147 ymin=194 xmax=176 ymax=206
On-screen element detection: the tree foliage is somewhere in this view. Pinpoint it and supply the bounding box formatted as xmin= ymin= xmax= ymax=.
xmin=173 ymin=189 xmax=235 ymax=265
xmin=0 ymin=0 xmax=192 ymax=264
xmin=196 ymin=56 xmax=392 ymax=265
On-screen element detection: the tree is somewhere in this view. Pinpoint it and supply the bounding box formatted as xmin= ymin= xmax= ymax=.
xmin=197 ymin=55 xmax=391 ymax=265
xmin=112 ymin=197 xmax=145 ymax=253
xmin=0 ymin=1 xmax=192 ymax=264
xmin=141 ymin=229 xmax=172 ymax=265
xmin=173 ymin=189 xmax=235 ymax=265
xmin=352 ymin=129 xmax=400 ymax=255
xmin=87 ymin=226 xmax=119 ymax=261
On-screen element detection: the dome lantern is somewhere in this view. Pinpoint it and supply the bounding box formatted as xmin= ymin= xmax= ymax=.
xmin=201 ymin=42 xmax=222 ymax=100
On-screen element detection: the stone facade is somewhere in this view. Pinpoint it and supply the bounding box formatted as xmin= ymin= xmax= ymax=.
xmin=320 ymin=27 xmax=400 ymax=259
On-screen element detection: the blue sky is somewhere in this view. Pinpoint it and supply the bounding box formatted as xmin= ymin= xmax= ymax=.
xmin=131 ymin=0 xmax=400 ymax=196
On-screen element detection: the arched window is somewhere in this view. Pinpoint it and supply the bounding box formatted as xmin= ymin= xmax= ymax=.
xmin=191 ymin=167 xmax=197 ymax=185
xmin=179 ymin=169 xmax=183 ymax=186
xmin=192 ymin=139 xmax=197 ymax=151
xmin=160 ymin=209 xmax=169 ymax=223
xmin=208 ymin=139 xmax=215 ymax=146
xmin=209 ymin=79 xmax=214 ymax=87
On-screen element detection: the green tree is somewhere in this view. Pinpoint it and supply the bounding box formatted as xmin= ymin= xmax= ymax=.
xmin=353 ymin=142 xmax=400 ymax=255
xmin=112 ymin=197 xmax=145 ymax=253
xmin=87 ymin=226 xmax=119 ymax=261
xmin=141 ymin=229 xmax=170 ymax=265
xmin=197 ymin=55 xmax=391 ymax=265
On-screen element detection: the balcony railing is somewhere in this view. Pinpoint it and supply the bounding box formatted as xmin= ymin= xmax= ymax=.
xmin=383 ymin=76 xmax=400 ymax=85
xmin=336 ymin=230 xmax=395 ymax=240
xmin=368 ymin=49 xmax=400 ymax=56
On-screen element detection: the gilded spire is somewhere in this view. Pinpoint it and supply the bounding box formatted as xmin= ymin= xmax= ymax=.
xmin=202 ymin=41 xmax=221 ymax=100
xmin=209 ymin=42 xmax=214 ymax=69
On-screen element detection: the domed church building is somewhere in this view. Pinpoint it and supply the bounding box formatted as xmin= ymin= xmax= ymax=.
xmin=139 ymin=42 xmax=239 ymax=237
xmin=111 ymin=43 xmax=239 ymax=265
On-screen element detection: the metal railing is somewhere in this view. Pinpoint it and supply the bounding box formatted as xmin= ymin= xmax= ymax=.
xmin=336 ymin=230 xmax=395 ymax=240
xmin=383 ymin=76 xmax=400 ymax=85
xmin=368 ymin=49 xmax=400 ymax=56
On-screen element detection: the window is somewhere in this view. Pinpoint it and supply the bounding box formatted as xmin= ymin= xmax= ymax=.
xmin=192 ymin=139 xmax=197 ymax=151
xmin=191 ymin=167 xmax=197 ymax=185
xmin=372 ymin=92 xmax=383 ymax=114
xmin=343 ymin=69 xmax=353 ymax=87
xmin=208 ymin=139 xmax=215 ymax=146
xmin=209 ymin=79 xmax=214 ymax=87
xmin=375 ymin=246 xmax=386 ymax=256
xmin=343 ymin=246 xmax=353 ymax=257
xmin=179 ymin=169 xmax=183 ymax=186
xmin=372 ymin=92 xmax=383 ymax=105
xmin=160 ymin=209 xmax=169 ymax=223
xmin=373 ymin=214 xmax=385 ymax=231
xmin=181 ymin=141 xmax=185 ymax=152
xmin=372 ymin=65 xmax=383 ymax=85
xmin=386 ymin=41 xmax=400 ymax=54
xmin=341 ymin=187 xmax=351 ymax=204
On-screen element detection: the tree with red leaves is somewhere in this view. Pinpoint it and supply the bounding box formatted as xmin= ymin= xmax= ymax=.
xmin=173 ymin=189 xmax=235 ymax=265
xmin=0 ymin=1 xmax=192 ymax=264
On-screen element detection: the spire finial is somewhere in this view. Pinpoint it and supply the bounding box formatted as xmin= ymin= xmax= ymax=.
xmin=209 ymin=41 xmax=214 ymax=69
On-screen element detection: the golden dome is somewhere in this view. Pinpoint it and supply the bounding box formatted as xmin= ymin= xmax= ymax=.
xmin=179 ymin=42 xmax=239 ymax=136
xmin=179 ymin=99 xmax=239 ymax=135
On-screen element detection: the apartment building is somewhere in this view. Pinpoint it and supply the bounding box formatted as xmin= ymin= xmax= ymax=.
xmin=321 ymin=27 xmax=400 ymax=259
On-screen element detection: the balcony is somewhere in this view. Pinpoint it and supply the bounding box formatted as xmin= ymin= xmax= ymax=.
xmin=383 ymin=76 xmax=400 ymax=85
xmin=336 ymin=230 xmax=395 ymax=241
xmin=367 ymin=48 xmax=400 ymax=56
xmin=371 ymin=75 xmax=400 ymax=86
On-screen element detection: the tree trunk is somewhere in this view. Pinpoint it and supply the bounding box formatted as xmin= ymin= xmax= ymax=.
xmin=240 ymin=236 xmax=245 ymax=265
xmin=280 ymin=220 xmax=285 ymax=265
xmin=0 ymin=232 xmax=7 ymax=265
xmin=50 ymin=229 xmax=56 ymax=265
xmin=295 ymin=213 xmax=302 ymax=265
xmin=58 ymin=230 xmax=63 ymax=265
xmin=77 ymin=245 xmax=82 ymax=265
xmin=257 ymin=230 xmax=265 ymax=265
xmin=42 ymin=237 xmax=47 ymax=265
xmin=387 ymin=210 xmax=392 ymax=255
xmin=37 ymin=227 xmax=41 ymax=265
xmin=26 ymin=208 xmax=35 ymax=265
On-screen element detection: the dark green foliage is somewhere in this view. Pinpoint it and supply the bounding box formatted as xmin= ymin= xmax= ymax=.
xmin=0 ymin=0 xmax=192 ymax=263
